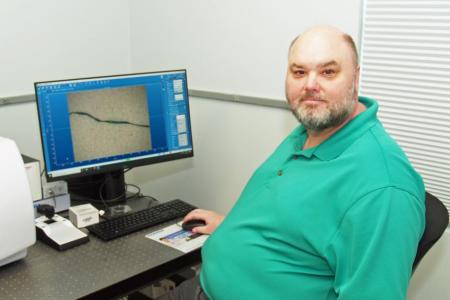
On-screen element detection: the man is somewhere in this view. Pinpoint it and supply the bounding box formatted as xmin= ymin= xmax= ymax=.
xmin=161 ymin=25 xmax=425 ymax=300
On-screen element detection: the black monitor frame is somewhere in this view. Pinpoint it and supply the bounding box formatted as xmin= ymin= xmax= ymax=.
xmin=34 ymin=70 xmax=194 ymax=204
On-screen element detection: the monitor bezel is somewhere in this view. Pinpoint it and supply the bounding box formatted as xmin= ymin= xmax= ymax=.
xmin=34 ymin=69 xmax=194 ymax=183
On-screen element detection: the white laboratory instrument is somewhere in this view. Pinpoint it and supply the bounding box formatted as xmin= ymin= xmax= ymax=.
xmin=0 ymin=137 xmax=36 ymax=267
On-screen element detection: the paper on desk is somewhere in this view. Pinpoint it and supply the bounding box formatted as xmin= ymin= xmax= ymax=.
xmin=145 ymin=223 xmax=208 ymax=253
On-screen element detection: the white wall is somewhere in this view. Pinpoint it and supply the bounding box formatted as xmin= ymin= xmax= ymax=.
xmin=0 ymin=0 xmax=131 ymax=96
xmin=129 ymin=0 xmax=361 ymax=99
xmin=408 ymin=229 xmax=450 ymax=300
xmin=0 ymin=0 xmax=131 ymax=158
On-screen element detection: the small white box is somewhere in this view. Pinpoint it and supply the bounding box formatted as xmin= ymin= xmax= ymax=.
xmin=69 ymin=204 xmax=99 ymax=228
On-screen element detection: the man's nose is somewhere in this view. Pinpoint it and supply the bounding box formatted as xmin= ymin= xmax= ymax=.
xmin=305 ymin=73 xmax=319 ymax=91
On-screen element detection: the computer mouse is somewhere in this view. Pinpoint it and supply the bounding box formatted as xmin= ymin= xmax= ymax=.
xmin=182 ymin=219 xmax=206 ymax=231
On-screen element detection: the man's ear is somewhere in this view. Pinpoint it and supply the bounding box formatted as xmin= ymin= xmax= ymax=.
xmin=354 ymin=65 xmax=361 ymax=100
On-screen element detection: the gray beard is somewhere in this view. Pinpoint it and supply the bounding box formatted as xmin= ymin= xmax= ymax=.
xmin=293 ymin=101 xmax=354 ymax=132
xmin=292 ymin=86 xmax=356 ymax=132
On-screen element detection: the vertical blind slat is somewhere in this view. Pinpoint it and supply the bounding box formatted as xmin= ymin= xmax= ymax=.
xmin=361 ymin=0 xmax=450 ymax=213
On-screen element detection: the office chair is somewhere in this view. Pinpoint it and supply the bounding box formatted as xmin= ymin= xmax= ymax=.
xmin=412 ymin=191 xmax=449 ymax=272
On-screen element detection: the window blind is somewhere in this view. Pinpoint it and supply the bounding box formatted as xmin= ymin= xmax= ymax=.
xmin=360 ymin=0 xmax=450 ymax=213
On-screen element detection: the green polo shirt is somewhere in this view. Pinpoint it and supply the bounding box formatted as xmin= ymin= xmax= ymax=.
xmin=200 ymin=96 xmax=425 ymax=300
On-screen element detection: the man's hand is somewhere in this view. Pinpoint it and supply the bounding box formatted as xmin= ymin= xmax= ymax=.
xmin=183 ymin=209 xmax=224 ymax=235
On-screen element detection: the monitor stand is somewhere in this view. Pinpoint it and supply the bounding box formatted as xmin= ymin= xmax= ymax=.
xmin=67 ymin=170 xmax=126 ymax=205
xmin=68 ymin=170 xmax=153 ymax=219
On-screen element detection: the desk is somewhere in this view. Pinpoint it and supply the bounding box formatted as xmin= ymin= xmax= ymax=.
xmin=0 ymin=214 xmax=201 ymax=299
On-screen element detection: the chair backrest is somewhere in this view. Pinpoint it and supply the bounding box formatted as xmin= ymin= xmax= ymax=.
xmin=412 ymin=191 xmax=449 ymax=271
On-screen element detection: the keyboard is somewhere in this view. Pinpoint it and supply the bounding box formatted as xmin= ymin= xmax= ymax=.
xmin=87 ymin=199 xmax=197 ymax=241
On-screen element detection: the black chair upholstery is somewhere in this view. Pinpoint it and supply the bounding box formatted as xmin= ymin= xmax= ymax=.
xmin=412 ymin=191 xmax=449 ymax=272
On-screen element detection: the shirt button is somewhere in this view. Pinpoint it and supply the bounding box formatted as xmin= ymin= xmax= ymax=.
xmin=293 ymin=155 xmax=299 ymax=160
xmin=277 ymin=170 xmax=283 ymax=176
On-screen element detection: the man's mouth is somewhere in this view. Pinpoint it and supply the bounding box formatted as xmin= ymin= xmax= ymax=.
xmin=301 ymin=98 xmax=325 ymax=105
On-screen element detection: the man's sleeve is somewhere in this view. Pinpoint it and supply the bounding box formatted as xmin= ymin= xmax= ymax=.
xmin=326 ymin=187 xmax=425 ymax=300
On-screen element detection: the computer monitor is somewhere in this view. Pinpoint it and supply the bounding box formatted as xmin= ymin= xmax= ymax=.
xmin=35 ymin=69 xmax=193 ymax=204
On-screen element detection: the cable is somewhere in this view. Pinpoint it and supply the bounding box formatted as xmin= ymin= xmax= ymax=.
xmin=125 ymin=183 xmax=141 ymax=200
xmin=142 ymin=194 xmax=159 ymax=206
xmin=98 ymin=176 xmax=127 ymax=209
xmin=69 ymin=169 xmax=158 ymax=214
xmin=97 ymin=168 xmax=135 ymax=206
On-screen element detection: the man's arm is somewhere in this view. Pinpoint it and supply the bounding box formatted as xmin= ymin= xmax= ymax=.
xmin=326 ymin=187 xmax=425 ymax=300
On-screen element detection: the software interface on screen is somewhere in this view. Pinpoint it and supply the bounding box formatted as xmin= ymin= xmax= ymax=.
xmin=35 ymin=70 xmax=193 ymax=180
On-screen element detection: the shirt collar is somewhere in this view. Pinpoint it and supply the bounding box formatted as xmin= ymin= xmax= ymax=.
xmin=293 ymin=96 xmax=379 ymax=161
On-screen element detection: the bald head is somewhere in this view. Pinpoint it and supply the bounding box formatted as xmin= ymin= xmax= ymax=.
xmin=289 ymin=26 xmax=359 ymax=67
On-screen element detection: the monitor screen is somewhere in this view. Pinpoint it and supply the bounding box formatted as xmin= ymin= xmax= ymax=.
xmin=35 ymin=69 xmax=193 ymax=202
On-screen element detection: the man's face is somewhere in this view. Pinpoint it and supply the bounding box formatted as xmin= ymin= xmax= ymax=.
xmin=285 ymin=30 xmax=360 ymax=132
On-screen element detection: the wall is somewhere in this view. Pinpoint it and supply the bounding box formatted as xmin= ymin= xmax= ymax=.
xmin=0 ymin=0 xmax=131 ymax=158
xmin=128 ymin=0 xmax=361 ymax=100
xmin=408 ymin=229 xmax=450 ymax=300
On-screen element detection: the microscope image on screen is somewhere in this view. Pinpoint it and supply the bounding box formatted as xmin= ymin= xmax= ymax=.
xmin=67 ymin=86 xmax=152 ymax=162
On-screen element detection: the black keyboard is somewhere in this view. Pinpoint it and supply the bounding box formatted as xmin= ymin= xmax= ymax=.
xmin=87 ymin=199 xmax=196 ymax=241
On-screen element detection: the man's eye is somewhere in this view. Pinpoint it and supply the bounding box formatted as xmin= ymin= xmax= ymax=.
xmin=293 ymin=70 xmax=305 ymax=76
xmin=322 ymin=69 xmax=336 ymax=76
